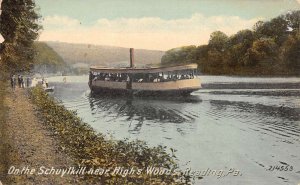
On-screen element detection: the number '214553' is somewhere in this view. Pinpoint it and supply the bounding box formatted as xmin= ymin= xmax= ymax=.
xmin=268 ymin=165 xmax=293 ymax=171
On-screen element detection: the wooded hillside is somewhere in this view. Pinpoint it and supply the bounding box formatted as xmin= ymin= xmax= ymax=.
xmin=33 ymin=42 xmax=68 ymax=73
xmin=161 ymin=11 xmax=300 ymax=76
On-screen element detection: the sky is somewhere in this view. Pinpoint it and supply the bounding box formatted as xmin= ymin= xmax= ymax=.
xmin=3 ymin=0 xmax=300 ymax=50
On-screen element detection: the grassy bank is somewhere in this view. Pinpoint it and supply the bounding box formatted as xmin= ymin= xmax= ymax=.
xmin=0 ymin=81 xmax=19 ymax=184
xmin=0 ymin=81 xmax=8 ymax=182
xmin=29 ymin=87 xmax=192 ymax=184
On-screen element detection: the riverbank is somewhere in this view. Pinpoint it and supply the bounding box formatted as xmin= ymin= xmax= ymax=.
xmin=0 ymin=83 xmax=189 ymax=184
xmin=0 ymin=84 xmax=80 ymax=184
xmin=29 ymin=87 xmax=189 ymax=184
xmin=0 ymin=81 xmax=9 ymax=183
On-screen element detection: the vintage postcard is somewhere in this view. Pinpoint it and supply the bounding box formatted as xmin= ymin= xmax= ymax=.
xmin=0 ymin=0 xmax=299 ymax=185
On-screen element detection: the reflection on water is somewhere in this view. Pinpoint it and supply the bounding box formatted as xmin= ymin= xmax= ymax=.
xmin=89 ymin=93 xmax=201 ymax=123
xmin=88 ymin=94 xmax=202 ymax=134
xmin=48 ymin=75 xmax=300 ymax=185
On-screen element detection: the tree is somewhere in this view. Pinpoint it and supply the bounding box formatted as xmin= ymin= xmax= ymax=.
xmin=161 ymin=46 xmax=197 ymax=65
xmin=161 ymin=48 xmax=182 ymax=65
xmin=244 ymin=38 xmax=278 ymax=66
xmin=228 ymin=29 xmax=255 ymax=46
xmin=281 ymin=33 xmax=300 ymax=74
xmin=269 ymin=16 xmax=289 ymax=44
xmin=285 ymin=10 xmax=300 ymax=33
xmin=226 ymin=30 xmax=256 ymax=66
xmin=254 ymin=16 xmax=288 ymax=45
xmin=225 ymin=43 xmax=244 ymax=67
xmin=208 ymin=31 xmax=228 ymax=51
xmin=207 ymin=48 xmax=223 ymax=67
xmin=253 ymin=21 xmax=264 ymax=32
xmin=0 ymin=0 xmax=42 ymax=72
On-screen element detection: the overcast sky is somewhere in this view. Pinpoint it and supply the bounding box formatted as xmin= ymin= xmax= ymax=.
xmin=7 ymin=0 xmax=300 ymax=50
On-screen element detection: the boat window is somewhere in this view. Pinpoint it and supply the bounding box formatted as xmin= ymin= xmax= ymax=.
xmin=91 ymin=72 xmax=129 ymax=82
xmin=90 ymin=67 xmax=198 ymax=83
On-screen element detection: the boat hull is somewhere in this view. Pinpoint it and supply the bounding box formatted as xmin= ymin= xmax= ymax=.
xmin=90 ymin=86 xmax=199 ymax=96
xmin=89 ymin=78 xmax=201 ymax=96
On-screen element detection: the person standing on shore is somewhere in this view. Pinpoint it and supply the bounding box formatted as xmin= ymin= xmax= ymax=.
xmin=45 ymin=78 xmax=49 ymax=88
xmin=31 ymin=77 xmax=37 ymax=87
xmin=26 ymin=77 xmax=31 ymax=88
xmin=10 ymin=75 xmax=16 ymax=90
xmin=17 ymin=75 xmax=21 ymax=88
xmin=41 ymin=78 xmax=46 ymax=88
xmin=10 ymin=75 xmax=14 ymax=88
xmin=21 ymin=76 xmax=25 ymax=88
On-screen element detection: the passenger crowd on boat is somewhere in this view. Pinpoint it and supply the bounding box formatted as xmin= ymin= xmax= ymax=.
xmin=89 ymin=72 xmax=195 ymax=83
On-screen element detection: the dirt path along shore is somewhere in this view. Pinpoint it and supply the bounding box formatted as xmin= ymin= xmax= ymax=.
xmin=1 ymin=87 xmax=82 ymax=184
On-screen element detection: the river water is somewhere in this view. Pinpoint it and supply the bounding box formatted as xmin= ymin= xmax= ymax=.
xmin=48 ymin=75 xmax=300 ymax=185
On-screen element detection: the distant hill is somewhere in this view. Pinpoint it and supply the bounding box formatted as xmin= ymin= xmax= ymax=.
xmin=33 ymin=42 xmax=68 ymax=73
xmin=45 ymin=41 xmax=165 ymax=67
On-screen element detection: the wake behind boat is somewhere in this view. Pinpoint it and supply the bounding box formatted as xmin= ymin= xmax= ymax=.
xmin=88 ymin=48 xmax=201 ymax=96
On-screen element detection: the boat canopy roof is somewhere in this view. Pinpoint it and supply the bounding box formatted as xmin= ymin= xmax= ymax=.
xmin=90 ymin=64 xmax=198 ymax=74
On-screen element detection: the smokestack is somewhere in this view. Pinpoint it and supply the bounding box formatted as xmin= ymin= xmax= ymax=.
xmin=130 ymin=48 xmax=134 ymax=68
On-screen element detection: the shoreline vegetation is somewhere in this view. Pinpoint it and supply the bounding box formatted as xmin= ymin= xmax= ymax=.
xmin=0 ymin=84 xmax=82 ymax=184
xmin=0 ymin=82 xmax=194 ymax=184
xmin=161 ymin=11 xmax=300 ymax=77
xmin=0 ymin=85 xmax=191 ymax=184
xmin=0 ymin=81 xmax=9 ymax=182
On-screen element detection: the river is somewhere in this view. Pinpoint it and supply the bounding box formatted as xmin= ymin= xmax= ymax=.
xmin=47 ymin=75 xmax=300 ymax=185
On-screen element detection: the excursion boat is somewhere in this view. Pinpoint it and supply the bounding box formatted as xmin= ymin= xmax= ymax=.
xmin=88 ymin=48 xmax=201 ymax=96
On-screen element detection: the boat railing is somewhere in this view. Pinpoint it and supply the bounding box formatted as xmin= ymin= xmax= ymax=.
xmin=91 ymin=74 xmax=196 ymax=83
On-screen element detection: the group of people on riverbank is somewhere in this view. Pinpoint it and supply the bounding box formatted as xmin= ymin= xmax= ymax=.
xmin=10 ymin=75 xmax=32 ymax=90
xmin=10 ymin=74 xmax=50 ymax=91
